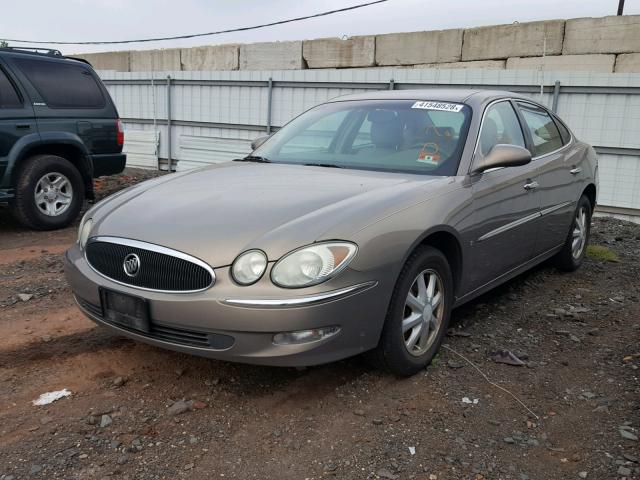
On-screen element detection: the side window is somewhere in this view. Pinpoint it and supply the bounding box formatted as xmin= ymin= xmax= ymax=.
xmin=14 ymin=58 xmax=105 ymax=109
xmin=0 ymin=68 xmax=22 ymax=108
xmin=554 ymin=116 xmax=572 ymax=145
xmin=517 ymin=102 xmax=564 ymax=156
xmin=478 ymin=101 xmax=525 ymax=156
xmin=278 ymin=110 xmax=349 ymax=155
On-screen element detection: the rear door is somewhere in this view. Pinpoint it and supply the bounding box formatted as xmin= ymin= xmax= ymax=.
xmin=515 ymin=102 xmax=577 ymax=255
xmin=466 ymin=100 xmax=540 ymax=290
xmin=0 ymin=60 xmax=37 ymax=187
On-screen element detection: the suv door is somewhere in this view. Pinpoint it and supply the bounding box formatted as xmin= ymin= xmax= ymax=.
xmin=0 ymin=61 xmax=37 ymax=190
xmin=466 ymin=100 xmax=540 ymax=290
xmin=516 ymin=102 xmax=577 ymax=255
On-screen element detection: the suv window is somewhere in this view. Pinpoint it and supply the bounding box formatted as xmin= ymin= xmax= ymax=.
xmin=0 ymin=67 xmax=22 ymax=108
xmin=478 ymin=101 xmax=525 ymax=156
xmin=14 ymin=58 xmax=105 ymax=109
xmin=517 ymin=102 xmax=563 ymax=156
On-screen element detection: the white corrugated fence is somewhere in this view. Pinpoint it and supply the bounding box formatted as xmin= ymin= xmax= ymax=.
xmin=98 ymin=68 xmax=640 ymax=219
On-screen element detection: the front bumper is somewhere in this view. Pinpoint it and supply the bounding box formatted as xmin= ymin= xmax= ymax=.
xmin=64 ymin=245 xmax=387 ymax=366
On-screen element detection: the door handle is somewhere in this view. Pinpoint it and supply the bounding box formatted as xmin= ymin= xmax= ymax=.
xmin=570 ymin=167 xmax=582 ymax=175
xmin=15 ymin=123 xmax=31 ymax=129
xmin=523 ymin=181 xmax=539 ymax=191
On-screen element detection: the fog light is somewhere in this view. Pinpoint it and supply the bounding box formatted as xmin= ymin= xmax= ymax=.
xmin=272 ymin=326 xmax=340 ymax=345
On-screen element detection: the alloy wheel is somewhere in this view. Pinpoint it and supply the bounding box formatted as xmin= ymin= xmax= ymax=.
xmin=34 ymin=172 xmax=73 ymax=217
xmin=402 ymin=269 xmax=445 ymax=357
xmin=571 ymin=206 xmax=588 ymax=259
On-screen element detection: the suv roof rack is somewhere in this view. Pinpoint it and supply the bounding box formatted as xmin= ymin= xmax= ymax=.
xmin=0 ymin=46 xmax=63 ymax=56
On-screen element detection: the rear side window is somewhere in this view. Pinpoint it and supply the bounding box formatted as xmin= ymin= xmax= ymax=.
xmin=517 ymin=102 xmax=563 ymax=156
xmin=14 ymin=58 xmax=105 ymax=108
xmin=0 ymin=68 xmax=22 ymax=108
xmin=554 ymin=116 xmax=572 ymax=145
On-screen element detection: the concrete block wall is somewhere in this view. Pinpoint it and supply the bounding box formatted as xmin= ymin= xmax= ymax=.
xmin=79 ymin=14 xmax=640 ymax=73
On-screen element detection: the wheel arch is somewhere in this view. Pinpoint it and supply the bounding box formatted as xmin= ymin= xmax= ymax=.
xmin=582 ymin=183 xmax=597 ymax=212
xmin=401 ymin=226 xmax=464 ymax=299
xmin=10 ymin=139 xmax=93 ymax=197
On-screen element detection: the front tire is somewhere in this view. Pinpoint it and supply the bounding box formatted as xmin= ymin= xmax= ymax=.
xmin=554 ymin=195 xmax=592 ymax=272
xmin=11 ymin=154 xmax=85 ymax=230
xmin=373 ymin=246 xmax=453 ymax=376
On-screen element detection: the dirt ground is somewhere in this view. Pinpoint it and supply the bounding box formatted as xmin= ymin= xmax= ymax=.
xmin=1 ymin=169 xmax=639 ymax=480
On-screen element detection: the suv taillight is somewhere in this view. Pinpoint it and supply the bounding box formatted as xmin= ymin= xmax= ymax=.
xmin=116 ymin=119 xmax=124 ymax=146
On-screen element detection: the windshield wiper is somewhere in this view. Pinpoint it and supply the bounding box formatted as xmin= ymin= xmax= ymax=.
xmin=303 ymin=162 xmax=344 ymax=168
xmin=234 ymin=155 xmax=271 ymax=163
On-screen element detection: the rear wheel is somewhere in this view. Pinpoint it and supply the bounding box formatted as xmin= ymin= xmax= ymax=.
xmin=372 ymin=246 xmax=453 ymax=376
xmin=554 ymin=195 xmax=592 ymax=271
xmin=11 ymin=154 xmax=85 ymax=230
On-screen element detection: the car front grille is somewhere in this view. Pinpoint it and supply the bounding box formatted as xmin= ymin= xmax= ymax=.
xmin=76 ymin=296 xmax=234 ymax=350
xmin=85 ymin=238 xmax=214 ymax=292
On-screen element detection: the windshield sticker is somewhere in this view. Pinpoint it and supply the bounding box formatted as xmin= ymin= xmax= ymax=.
xmin=411 ymin=101 xmax=464 ymax=112
xmin=417 ymin=143 xmax=441 ymax=166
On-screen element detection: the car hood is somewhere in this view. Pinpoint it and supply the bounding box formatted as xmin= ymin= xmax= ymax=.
xmin=92 ymin=162 xmax=443 ymax=267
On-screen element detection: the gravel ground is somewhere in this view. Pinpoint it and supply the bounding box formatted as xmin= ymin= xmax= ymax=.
xmin=0 ymin=170 xmax=638 ymax=480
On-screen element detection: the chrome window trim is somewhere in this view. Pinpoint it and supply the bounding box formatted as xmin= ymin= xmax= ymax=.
xmin=85 ymin=236 xmax=216 ymax=294
xmin=222 ymin=281 xmax=378 ymax=308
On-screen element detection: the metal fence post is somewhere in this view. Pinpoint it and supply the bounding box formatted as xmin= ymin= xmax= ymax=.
xmin=552 ymin=80 xmax=561 ymax=113
xmin=166 ymin=75 xmax=172 ymax=171
xmin=266 ymin=77 xmax=273 ymax=135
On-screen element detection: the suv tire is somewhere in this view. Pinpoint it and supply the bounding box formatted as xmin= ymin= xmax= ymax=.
xmin=371 ymin=246 xmax=453 ymax=376
xmin=11 ymin=154 xmax=85 ymax=230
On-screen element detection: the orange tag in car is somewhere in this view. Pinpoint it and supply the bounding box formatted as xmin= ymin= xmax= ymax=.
xmin=418 ymin=143 xmax=440 ymax=165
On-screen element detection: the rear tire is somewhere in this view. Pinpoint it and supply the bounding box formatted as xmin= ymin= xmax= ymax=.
xmin=372 ymin=246 xmax=453 ymax=377
xmin=554 ymin=195 xmax=592 ymax=272
xmin=10 ymin=154 xmax=85 ymax=230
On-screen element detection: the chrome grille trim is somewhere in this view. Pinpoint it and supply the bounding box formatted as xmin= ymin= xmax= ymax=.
xmin=85 ymin=236 xmax=215 ymax=293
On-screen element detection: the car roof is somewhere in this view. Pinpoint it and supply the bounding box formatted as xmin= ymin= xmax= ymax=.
xmin=327 ymin=88 xmax=530 ymax=107
xmin=0 ymin=47 xmax=91 ymax=67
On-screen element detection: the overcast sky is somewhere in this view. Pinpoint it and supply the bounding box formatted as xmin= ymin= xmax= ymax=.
xmin=2 ymin=0 xmax=640 ymax=54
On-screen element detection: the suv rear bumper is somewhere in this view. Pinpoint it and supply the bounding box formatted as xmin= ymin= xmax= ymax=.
xmin=92 ymin=153 xmax=126 ymax=177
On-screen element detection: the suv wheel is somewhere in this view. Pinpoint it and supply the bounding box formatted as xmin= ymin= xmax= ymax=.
xmin=11 ymin=154 xmax=85 ymax=230
xmin=372 ymin=246 xmax=453 ymax=376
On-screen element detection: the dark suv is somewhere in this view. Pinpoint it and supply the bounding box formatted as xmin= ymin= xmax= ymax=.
xmin=0 ymin=47 xmax=125 ymax=230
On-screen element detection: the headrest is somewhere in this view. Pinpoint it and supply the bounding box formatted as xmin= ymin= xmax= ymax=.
xmin=370 ymin=110 xmax=403 ymax=149
xmin=367 ymin=109 xmax=398 ymax=123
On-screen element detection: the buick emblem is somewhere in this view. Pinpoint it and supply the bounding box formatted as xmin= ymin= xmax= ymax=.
xmin=123 ymin=253 xmax=141 ymax=277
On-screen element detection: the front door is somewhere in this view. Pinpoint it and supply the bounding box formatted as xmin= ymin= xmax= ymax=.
xmin=466 ymin=100 xmax=540 ymax=291
xmin=0 ymin=61 xmax=37 ymax=190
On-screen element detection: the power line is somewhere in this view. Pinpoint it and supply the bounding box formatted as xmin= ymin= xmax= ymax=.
xmin=1 ymin=0 xmax=390 ymax=45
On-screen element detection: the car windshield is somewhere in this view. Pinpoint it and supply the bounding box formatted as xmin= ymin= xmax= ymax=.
xmin=253 ymin=99 xmax=472 ymax=176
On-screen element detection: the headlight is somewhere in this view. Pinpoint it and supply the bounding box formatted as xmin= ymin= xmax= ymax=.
xmin=77 ymin=217 xmax=93 ymax=249
xmin=231 ymin=250 xmax=267 ymax=285
xmin=271 ymin=242 xmax=357 ymax=288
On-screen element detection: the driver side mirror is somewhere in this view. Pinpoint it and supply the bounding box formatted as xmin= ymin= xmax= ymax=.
xmin=472 ymin=144 xmax=531 ymax=174
xmin=251 ymin=135 xmax=270 ymax=151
